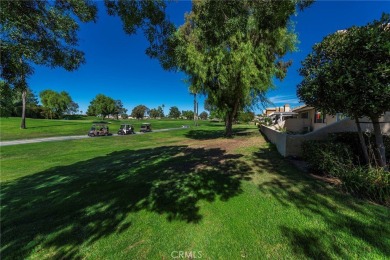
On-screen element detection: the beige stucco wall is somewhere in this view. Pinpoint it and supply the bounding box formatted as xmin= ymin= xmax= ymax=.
xmin=284 ymin=118 xmax=311 ymax=132
xmin=261 ymin=115 xmax=390 ymax=158
xmin=260 ymin=125 xmax=287 ymax=157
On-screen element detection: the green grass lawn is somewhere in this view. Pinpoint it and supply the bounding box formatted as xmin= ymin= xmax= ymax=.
xmin=0 ymin=117 xmax=213 ymax=141
xmin=1 ymin=125 xmax=389 ymax=259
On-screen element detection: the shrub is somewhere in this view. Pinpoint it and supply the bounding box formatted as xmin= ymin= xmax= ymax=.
xmin=329 ymin=132 xmax=390 ymax=164
xmin=338 ymin=165 xmax=390 ymax=206
xmin=302 ymin=140 xmax=390 ymax=206
xmin=264 ymin=117 xmax=272 ymax=126
xmin=301 ymin=140 xmax=353 ymax=174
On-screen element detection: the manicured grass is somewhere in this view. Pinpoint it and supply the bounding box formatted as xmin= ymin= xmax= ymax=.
xmin=0 ymin=117 xmax=215 ymax=141
xmin=1 ymin=126 xmax=389 ymax=259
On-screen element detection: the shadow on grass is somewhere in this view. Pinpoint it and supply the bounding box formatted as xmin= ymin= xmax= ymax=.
xmin=185 ymin=127 xmax=254 ymax=140
xmin=1 ymin=145 xmax=252 ymax=259
xmin=254 ymin=145 xmax=390 ymax=259
xmin=25 ymin=121 xmax=91 ymax=129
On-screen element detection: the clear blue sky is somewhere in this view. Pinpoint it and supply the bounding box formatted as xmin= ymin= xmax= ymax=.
xmin=27 ymin=1 xmax=389 ymax=115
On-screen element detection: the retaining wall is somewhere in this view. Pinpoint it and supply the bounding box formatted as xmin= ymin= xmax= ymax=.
xmin=261 ymin=114 xmax=390 ymax=158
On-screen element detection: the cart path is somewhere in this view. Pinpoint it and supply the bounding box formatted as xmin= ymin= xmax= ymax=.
xmin=0 ymin=127 xmax=187 ymax=147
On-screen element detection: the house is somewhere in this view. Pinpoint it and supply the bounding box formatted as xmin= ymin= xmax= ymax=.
xmin=265 ymin=104 xmax=291 ymax=116
xmin=260 ymin=107 xmax=390 ymax=157
xmin=284 ymin=105 xmax=347 ymax=133
xmin=269 ymin=112 xmax=298 ymax=125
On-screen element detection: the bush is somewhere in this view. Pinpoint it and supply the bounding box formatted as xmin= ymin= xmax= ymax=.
xmin=302 ymin=140 xmax=390 ymax=206
xmin=338 ymin=165 xmax=390 ymax=206
xmin=302 ymin=140 xmax=353 ymax=174
xmin=329 ymin=132 xmax=390 ymax=164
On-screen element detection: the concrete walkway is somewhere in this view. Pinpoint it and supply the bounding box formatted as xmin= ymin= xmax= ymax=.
xmin=0 ymin=127 xmax=187 ymax=147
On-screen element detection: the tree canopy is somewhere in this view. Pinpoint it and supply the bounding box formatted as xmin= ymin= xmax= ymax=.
xmin=168 ymin=106 xmax=181 ymax=119
xmin=199 ymin=111 xmax=208 ymax=120
xmin=131 ymin=105 xmax=149 ymax=119
xmin=113 ymin=100 xmax=127 ymax=119
xmin=238 ymin=111 xmax=255 ymax=124
xmin=87 ymin=94 xmax=116 ymax=119
xmin=66 ymin=102 xmax=80 ymax=115
xmin=0 ymin=0 xmax=97 ymax=127
xmin=297 ymin=14 xmax=390 ymax=167
xmin=0 ymin=81 xmax=14 ymax=117
xmin=39 ymin=90 xmax=73 ymax=119
xmin=168 ymin=0 xmax=310 ymax=136
xmin=149 ymin=106 xmax=164 ymax=119
xmin=0 ymin=0 xmax=173 ymax=128
xmin=182 ymin=110 xmax=194 ymax=120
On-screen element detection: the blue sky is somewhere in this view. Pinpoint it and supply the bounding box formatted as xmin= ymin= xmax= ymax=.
xmin=27 ymin=1 xmax=389 ymax=115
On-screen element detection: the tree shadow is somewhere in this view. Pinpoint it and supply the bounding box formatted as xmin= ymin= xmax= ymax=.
xmin=26 ymin=122 xmax=90 ymax=129
xmin=185 ymin=127 xmax=254 ymax=140
xmin=1 ymin=145 xmax=252 ymax=259
xmin=254 ymin=145 xmax=390 ymax=258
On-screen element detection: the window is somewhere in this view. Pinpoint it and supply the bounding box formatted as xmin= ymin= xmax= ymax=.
xmin=300 ymin=112 xmax=309 ymax=119
xmin=314 ymin=111 xmax=325 ymax=123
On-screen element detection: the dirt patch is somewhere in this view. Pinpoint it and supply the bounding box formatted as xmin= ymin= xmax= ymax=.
xmin=183 ymin=134 xmax=265 ymax=154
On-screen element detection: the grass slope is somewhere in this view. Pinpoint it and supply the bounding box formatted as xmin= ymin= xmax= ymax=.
xmin=0 ymin=117 xmax=211 ymax=141
xmin=1 ymin=126 xmax=389 ymax=259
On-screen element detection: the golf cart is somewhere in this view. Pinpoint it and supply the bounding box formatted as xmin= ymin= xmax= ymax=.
xmin=118 ymin=124 xmax=135 ymax=135
xmin=140 ymin=123 xmax=152 ymax=133
xmin=88 ymin=124 xmax=110 ymax=137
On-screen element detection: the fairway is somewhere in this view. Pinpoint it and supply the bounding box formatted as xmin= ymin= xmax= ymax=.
xmin=1 ymin=125 xmax=389 ymax=259
xmin=0 ymin=117 xmax=210 ymax=141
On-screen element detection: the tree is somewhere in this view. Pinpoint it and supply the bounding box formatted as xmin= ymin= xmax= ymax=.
xmin=199 ymin=111 xmax=208 ymax=120
xmin=11 ymin=88 xmax=42 ymax=118
xmin=149 ymin=106 xmax=165 ymax=118
xmin=105 ymin=1 xmax=176 ymax=69
xmin=168 ymin=106 xmax=181 ymax=119
xmin=66 ymin=102 xmax=80 ymax=115
xmin=0 ymin=0 xmax=97 ymax=128
xmin=157 ymin=106 xmax=165 ymax=118
xmin=121 ymin=113 xmax=128 ymax=119
xmin=40 ymin=90 xmax=73 ymax=119
xmin=0 ymin=81 xmax=14 ymax=117
xmin=87 ymin=94 xmax=116 ymax=120
xmin=149 ymin=108 xmax=159 ymax=119
xmin=168 ymin=0 xmax=311 ymax=136
xmin=297 ymin=14 xmax=390 ymax=167
xmin=182 ymin=110 xmax=194 ymax=120
xmin=238 ymin=111 xmax=255 ymax=124
xmin=131 ymin=105 xmax=149 ymax=119
xmin=1 ymin=0 xmax=174 ymax=128
xmin=113 ymin=100 xmax=127 ymax=120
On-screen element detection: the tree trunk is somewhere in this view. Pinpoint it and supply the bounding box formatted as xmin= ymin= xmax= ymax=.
xmin=20 ymin=89 xmax=27 ymax=129
xmin=371 ymin=117 xmax=387 ymax=168
xmin=225 ymin=112 xmax=233 ymax=137
xmin=225 ymin=99 xmax=239 ymax=137
xmin=354 ymin=117 xmax=369 ymax=165
xmin=194 ymin=93 xmax=197 ymax=126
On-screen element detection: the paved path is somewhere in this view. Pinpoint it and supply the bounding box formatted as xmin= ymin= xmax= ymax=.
xmin=0 ymin=127 xmax=187 ymax=147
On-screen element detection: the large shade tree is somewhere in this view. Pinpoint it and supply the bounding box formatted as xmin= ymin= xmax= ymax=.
xmin=168 ymin=106 xmax=181 ymax=119
xmin=87 ymin=94 xmax=116 ymax=119
xmin=0 ymin=81 xmax=14 ymax=117
xmin=165 ymin=0 xmax=311 ymax=136
xmin=297 ymin=14 xmax=390 ymax=167
xmin=1 ymin=0 xmax=173 ymax=128
xmin=113 ymin=100 xmax=127 ymax=120
xmin=131 ymin=105 xmax=149 ymax=119
xmin=40 ymin=90 xmax=73 ymax=119
xmin=0 ymin=0 xmax=97 ymax=128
